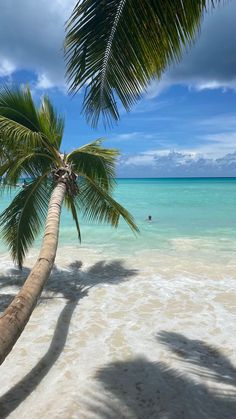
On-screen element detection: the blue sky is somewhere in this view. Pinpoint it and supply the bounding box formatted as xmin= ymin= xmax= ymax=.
xmin=0 ymin=0 xmax=236 ymax=177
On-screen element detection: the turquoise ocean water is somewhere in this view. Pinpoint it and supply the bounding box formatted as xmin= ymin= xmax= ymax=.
xmin=0 ymin=178 xmax=236 ymax=265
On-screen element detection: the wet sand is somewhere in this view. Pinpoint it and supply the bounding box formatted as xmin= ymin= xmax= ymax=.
xmin=0 ymin=246 xmax=236 ymax=418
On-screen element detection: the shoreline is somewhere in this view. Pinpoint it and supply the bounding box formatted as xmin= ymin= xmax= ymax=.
xmin=1 ymin=242 xmax=236 ymax=280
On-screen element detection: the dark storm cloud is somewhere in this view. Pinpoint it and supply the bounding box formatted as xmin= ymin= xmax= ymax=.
xmin=148 ymin=1 xmax=236 ymax=95
xmin=0 ymin=0 xmax=76 ymax=87
xmin=171 ymin=1 xmax=236 ymax=85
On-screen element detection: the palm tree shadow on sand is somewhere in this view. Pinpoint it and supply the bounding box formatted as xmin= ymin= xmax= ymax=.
xmin=86 ymin=331 xmax=236 ymax=418
xmin=0 ymin=259 xmax=137 ymax=418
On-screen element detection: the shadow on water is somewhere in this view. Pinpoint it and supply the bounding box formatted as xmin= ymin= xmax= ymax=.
xmin=86 ymin=331 xmax=236 ymax=419
xmin=0 ymin=259 xmax=137 ymax=418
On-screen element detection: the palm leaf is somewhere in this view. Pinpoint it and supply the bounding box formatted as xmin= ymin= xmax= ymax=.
xmin=0 ymin=158 xmax=13 ymax=178
xmin=0 ymin=85 xmax=41 ymax=131
xmin=0 ymin=86 xmax=62 ymax=160
xmin=0 ymin=115 xmax=47 ymax=153
xmin=38 ymin=96 xmax=65 ymax=148
xmin=1 ymin=152 xmax=55 ymax=188
xmin=0 ymin=175 xmax=52 ymax=268
xmin=77 ymin=176 xmax=139 ymax=233
xmin=67 ymin=139 xmax=119 ymax=191
xmin=65 ymin=0 xmax=218 ymax=126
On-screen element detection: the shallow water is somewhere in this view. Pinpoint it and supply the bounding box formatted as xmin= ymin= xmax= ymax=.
xmin=1 ymin=178 xmax=236 ymax=257
xmin=0 ymin=179 xmax=236 ymax=418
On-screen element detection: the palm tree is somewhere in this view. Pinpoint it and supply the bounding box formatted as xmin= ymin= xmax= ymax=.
xmin=65 ymin=0 xmax=219 ymax=126
xmin=0 ymin=86 xmax=138 ymax=365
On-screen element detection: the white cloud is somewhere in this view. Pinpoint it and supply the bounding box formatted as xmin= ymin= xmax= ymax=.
xmin=194 ymin=80 xmax=236 ymax=91
xmin=0 ymin=57 xmax=15 ymax=77
xmin=120 ymin=150 xmax=199 ymax=171
xmin=36 ymin=73 xmax=55 ymax=90
xmin=198 ymin=114 xmax=236 ymax=131
xmin=111 ymin=132 xmax=141 ymax=142
xmin=145 ymin=78 xmax=171 ymax=99
xmin=118 ymin=149 xmax=236 ymax=178
xmin=111 ymin=132 xmax=155 ymax=143
xmin=195 ymin=132 xmax=236 ymax=158
xmin=122 ymin=154 xmax=156 ymax=167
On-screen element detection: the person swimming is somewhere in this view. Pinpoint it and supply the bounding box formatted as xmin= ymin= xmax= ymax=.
xmin=146 ymin=215 xmax=152 ymax=222
xmin=22 ymin=179 xmax=27 ymax=188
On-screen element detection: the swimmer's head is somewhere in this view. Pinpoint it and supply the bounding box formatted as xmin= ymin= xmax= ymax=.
xmin=148 ymin=215 xmax=152 ymax=221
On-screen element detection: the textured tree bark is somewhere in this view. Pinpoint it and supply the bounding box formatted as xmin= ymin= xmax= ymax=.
xmin=0 ymin=180 xmax=67 ymax=365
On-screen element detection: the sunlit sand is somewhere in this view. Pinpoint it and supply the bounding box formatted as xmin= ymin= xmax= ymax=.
xmin=0 ymin=246 xmax=235 ymax=418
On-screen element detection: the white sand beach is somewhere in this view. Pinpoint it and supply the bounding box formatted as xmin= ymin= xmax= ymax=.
xmin=0 ymin=246 xmax=236 ymax=418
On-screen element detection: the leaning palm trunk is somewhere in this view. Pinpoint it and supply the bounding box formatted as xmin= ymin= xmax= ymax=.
xmin=0 ymin=86 xmax=138 ymax=365
xmin=0 ymin=180 xmax=66 ymax=365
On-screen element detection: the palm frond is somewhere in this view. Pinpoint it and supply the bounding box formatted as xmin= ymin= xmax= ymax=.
xmin=0 ymin=85 xmax=40 ymax=131
xmin=65 ymin=0 xmax=218 ymax=126
xmin=38 ymin=96 xmax=65 ymax=148
xmin=0 ymin=86 xmax=62 ymax=160
xmin=67 ymin=139 xmax=119 ymax=191
xmin=0 ymin=115 xmax=47 ymax=153
xmin=0 ymin=158 xmax=13 ymax=178
xmin=64 ymin=194 xmax=81 ymax=242
xmin=77 ymin=176 xmax=139 ymax=233
xmin=0 ymin=175 xmax=52 ymax=268
xmin=1 ymin=152 xmax=54 ymax=187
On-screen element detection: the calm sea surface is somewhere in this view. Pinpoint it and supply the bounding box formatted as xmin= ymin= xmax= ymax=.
xmin=0 ymin=177 xmax=236 ymax=261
